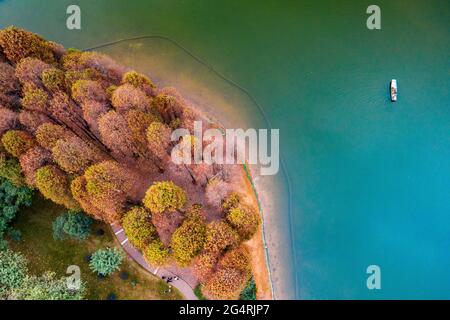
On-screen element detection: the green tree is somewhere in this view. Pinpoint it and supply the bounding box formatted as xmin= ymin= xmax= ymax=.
xmin=52 ymin=210 xmax=92 ymax=241
xmin=89 ymin=248 xmax=123 ymax=276
xmin=143 ymin=181 xmax=186 ymax=214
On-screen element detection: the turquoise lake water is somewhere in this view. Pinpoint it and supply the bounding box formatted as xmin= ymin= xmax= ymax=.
xmin=1 ymin=0 xmax=449 ymax=299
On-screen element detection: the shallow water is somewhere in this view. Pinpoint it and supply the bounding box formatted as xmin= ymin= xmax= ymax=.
xmin=1 ymin=0 xmax=449 ymax=299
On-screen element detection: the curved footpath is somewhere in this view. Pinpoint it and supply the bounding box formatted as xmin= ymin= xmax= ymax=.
xmin=110 ymin=225 xmax=198 ymax=300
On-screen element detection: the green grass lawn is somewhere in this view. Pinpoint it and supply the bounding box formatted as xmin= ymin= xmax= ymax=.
xmin=10 ymin=194 xmax=183 ymax=300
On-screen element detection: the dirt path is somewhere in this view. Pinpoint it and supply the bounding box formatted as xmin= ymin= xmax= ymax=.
xmin=111 ymin=225 xmax=198 ymax=300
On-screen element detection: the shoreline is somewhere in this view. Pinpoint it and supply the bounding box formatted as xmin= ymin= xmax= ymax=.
xmin=89 ymin=41 xmax=287 ymax=299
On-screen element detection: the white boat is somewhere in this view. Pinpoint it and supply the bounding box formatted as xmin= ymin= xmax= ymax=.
xmin=390 ymin=79 xmax=398 ymax=102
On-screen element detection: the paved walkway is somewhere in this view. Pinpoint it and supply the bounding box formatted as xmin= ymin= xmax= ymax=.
xmin=111 ymin=225 xmax=198 ymax=300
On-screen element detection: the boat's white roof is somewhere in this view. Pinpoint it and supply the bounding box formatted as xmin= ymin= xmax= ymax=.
xmin=391 ymin=79 xmax=397 ymax=85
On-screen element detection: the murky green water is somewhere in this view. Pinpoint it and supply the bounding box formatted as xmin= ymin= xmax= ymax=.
xmin=1 ymin=0 xmax=449 ymax=299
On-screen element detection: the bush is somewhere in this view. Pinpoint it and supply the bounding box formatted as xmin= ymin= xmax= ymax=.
xmin=143 ymin=181 xmax=186 ymax=214
xmin=0 ymin=249 xmax=28 ymax=297
xmin=1 ymin=130 xmax=35 ymax=158
xmin=35 ymin=165 xmax=79 ymax=209
xmin=9 ymin=271 xmax=85 ymax=300
xmin=226 ymin=206 xmax=260 ymax=240
xmin=52 ymin=210 xmax=93 ymax=241
xmin=240 ymin=279 xmax=257 ymax=300
xmin=194 ymin=285 xmax=208 ymax=300
xmin=170 ymin=214 xmax=206 ymax=266
xmin=122 ymin=207 xmax=157 ymax=250
xmin=143 ymin=240 xmax=170 ymax=266
xmin=89 ymin=248 xmax=123 ymax=276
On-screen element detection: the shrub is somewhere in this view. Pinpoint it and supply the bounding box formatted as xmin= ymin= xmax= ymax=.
xmin=143 ymin=240 xmax=170 ymax=266
xmin=170 ymin=214 xmax=206 ymax=266
xmin=204 ymin=221 xmax=240 ymax=254
xmin=52 ymin=210 xmax=93 ymax=241
xmin=122 ymin=207 xmax=157 ymax=250
xmin=1 ymin=130 xmax=35 ymax=158
xmin=226 ymin=206 xmax=260 ymax=240
xmin=0 ymin=250 xmax=28 ymax=297
xmin=143 ymin=181 xmax=186 ymax=214
xmin=240 ymin=279 xmax=257 ymax=300
xmin=194 ymin=285 xmax=208 ymax=300
xmin=9 ymin=271 xmax=85 ymax=300
xmin=89 ymin=248 xmax=123 ymax=276
xmin=35 ymin=165 xmax=79 ymax=209
xmin=0 ymin=26 xmax=55 ymax=64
